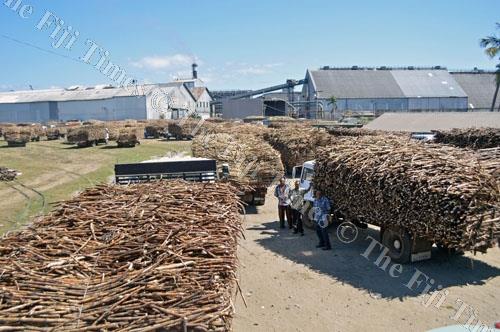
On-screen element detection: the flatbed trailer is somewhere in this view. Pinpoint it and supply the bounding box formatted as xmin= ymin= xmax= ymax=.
xmin=115 ymin=159 xmax=217 ymax=184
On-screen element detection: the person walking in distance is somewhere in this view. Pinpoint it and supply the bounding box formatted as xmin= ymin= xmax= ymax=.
xmin=274 ymin=177 xmax=292 ymax=229
xmin=290 ymin=180 xmax=305 ymax=236
xmin=313 ymin=190 xmax=331 ymax=250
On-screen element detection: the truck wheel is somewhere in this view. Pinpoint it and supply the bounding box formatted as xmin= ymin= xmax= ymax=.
xmin=381 ymin=227 xmax=412 ymax=264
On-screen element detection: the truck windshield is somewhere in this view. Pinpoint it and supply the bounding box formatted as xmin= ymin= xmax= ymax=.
xmin=301 ymin=168 xmax=314 ymax=182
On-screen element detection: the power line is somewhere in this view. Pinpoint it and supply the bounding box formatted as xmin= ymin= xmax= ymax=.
xmin=1 ymin=33 xmax=83 ymax=64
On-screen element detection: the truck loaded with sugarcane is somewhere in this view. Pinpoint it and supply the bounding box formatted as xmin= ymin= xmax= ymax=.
xmin=292 ymin=135 xmax=499 ymax=264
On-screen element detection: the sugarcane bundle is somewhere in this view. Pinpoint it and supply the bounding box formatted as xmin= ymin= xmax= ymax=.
xmin=57 ymin=126 xmax=68 ymax=137
xmin=3 ymin=127 xmax=31 ymax=147
xmin=65 ymin=120 xmax=81 ymax=127
xmin=206 ymin=122 xmax=271 ymax=138
xmin=168 ymin=120 xmax=199 ymax=139
xmin=46 ymin=127 xmax=61 ymax=140
xmin=116 ymin=128 xmax=139 ymax=147
xmin=29 ymin=124 xmax=44 ymax=141
xmin=107 ymin=126 xmax=121 ymax=141
xmin=0 ymin=167 xmax=17 ymax=181
xmin=264 ymin=127 xmax=334 ymax=173
xmin=328 ymin=127 xmax=379 ymax=137
xmin=314 ymin=136 xmax=500 ymax=252
xmin=205 ymin=117 xmax=226 ymax=123
xmin=0 ymin=123 xmax=15 ymax=138
xmin=0 ymin=180 xmax=243 ymax=331
xmin=144 ymin=125 xmax=163 ymax=138
xmin=192 ymin=133 xmax=284 ymax=191
xmin=433 ymin=127 xmax=500 ymax=149
xmin=67 ymin=125 xmax=106 ymax=147
xmin=266 ymin=116 xmax=297 ymax=128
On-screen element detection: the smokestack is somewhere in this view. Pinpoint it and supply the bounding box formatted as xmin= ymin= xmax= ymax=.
xmin=192 ymin=63 xmax=198 ymax=79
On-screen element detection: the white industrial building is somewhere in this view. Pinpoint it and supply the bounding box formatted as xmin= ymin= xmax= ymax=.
xmin=0 ymin=64 xmax=213 ymax=123
xmin=301 ymin=67 xmax=469 ymax=119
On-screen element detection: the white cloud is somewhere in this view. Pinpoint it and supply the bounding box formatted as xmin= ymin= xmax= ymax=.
xmin=131 ymin=54 xmax=195 ymax=70
xmin=235 ymin=67 xmax=269 ymax=75
xmin=234 ymin=63 xmax=284 ymax=76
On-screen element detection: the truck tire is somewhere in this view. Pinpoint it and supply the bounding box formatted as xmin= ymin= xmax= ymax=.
xmin=381 ymin=227 xmax=412 ymax=264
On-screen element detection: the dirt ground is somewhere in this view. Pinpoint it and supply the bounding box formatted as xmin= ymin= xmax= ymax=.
xmin=233 ymin=192 xmax=500 ymax=332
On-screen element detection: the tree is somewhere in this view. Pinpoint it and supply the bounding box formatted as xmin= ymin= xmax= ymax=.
xmin=480 ymin=23 xmax=500 ymax=112
xmin=327 ymin=96 xmax=337 ymax=120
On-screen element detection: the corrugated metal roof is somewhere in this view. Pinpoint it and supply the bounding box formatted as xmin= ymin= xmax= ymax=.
xmin=451 ymin=73 xmax=500 ymax=109
xmin=0 ymin=84 xmax=192 ymax=104
xmin=309 ymin=70 xmax=405 ymax=99
xmin=391 ymin=70 xmax=466 ymax=98
xmin=309 ymin=69 xmax=468 ymax=99
xmin=365 ymin=112 xmax=500 ymax=132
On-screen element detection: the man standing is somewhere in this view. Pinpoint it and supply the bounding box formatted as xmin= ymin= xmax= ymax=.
xmin=313 ymin=190 xmax=331 ymax=250
xmin=274 ymin=177 xmax=292 ymax=229
xmin=290 ymin=180 xmax=305 ymax=236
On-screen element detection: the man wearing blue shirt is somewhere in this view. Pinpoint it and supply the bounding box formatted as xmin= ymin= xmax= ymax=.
xmin=313 ymin=190 xmax=332 ymax=250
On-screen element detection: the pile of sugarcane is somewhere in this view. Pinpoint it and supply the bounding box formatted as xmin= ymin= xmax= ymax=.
xmin=0 ymin=180 xmax=243 ymax=331
xmin=266 ymin=116 xmax=297 ymax=129
xmin=314 ymin=136 xmax=500 ymax=252
xmin=116 ymin=129 xmax=139 ymax=148
xmin=2 ymin=127 xmax=31 ymax=147
xmin=141 ymin=119 xmax=169 ymax=139
xmin=67 ymin=126 xmax=106 ymax=147
xmin=204 ymin=122 xmax=270 ymax=139
xmin=264 ymin=127 xmax=334 ymax=173
xmin=328 ymin=127 xmax=381 ymax=137
xmin=0 ymin=167 xmax=17 ymax=181
xmin=46 ymin=128 xmax=62 ymax=140
xmin=433 ymin=127 xmax=500 ymax=149
xmin=144 ymin=125 xmax=163 ymax=138
xmin=168 ymin=120 xmax=199 ymax=139
xmin=192 ymin=133 xmax=284 ymax=200
xmin=0 ymin=123 xmax=15 ymax=139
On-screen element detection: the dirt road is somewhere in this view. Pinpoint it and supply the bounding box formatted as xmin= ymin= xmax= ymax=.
xmin=233 ymin=192 xmax=500 ymax=332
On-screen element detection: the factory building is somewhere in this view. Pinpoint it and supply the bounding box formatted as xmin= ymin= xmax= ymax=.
xmin=0 ymin=83 xmax=198 ymax=123
xmin=450 ymin=71 xmax=500 ymax=111
xmin=0 ymin=63 xmax=213 ymax=123
xmin=302 ymin=67 xmax=469 ymax=119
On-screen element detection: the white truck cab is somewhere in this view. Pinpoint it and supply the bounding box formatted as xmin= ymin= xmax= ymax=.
xmin=292 ymin=160 xmax=315 ymax=202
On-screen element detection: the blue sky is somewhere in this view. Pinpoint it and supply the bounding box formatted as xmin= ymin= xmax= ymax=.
xmin=0 ymin=0 xmax=499 ymax=91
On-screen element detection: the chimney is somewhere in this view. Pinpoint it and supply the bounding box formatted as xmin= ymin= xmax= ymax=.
xmin=192 ymin=63 xmax=198 ymax=79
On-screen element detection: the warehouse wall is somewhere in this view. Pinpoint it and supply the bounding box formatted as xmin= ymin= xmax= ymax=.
xmin=315 ymin=97 xmax=468 ymax=119
xmin=58 ymin=96 xmax=147 ymax=121
xmin=407 ymin=97 xmax=468 ymax=111
xmin=194 ymin=90 xmax=212 ymax=119
xmin=222 ymin=99 xmax=263 ymax=119
xmin=0 ymin=102 xmax=51 ymax=123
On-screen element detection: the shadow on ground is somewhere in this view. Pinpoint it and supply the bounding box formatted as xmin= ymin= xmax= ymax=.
xmin=252 ymin=220 xmax=500 ymax=300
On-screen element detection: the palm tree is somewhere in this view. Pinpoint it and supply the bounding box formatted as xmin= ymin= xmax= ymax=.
xmin=480 ymin=23 xmax=500 ymax=112
xmin=327 ymin=96 xmax=337 ymax=120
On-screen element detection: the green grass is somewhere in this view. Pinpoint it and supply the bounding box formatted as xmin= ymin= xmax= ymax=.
xmin=0 ymin=138 xmax=192 ymax=234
